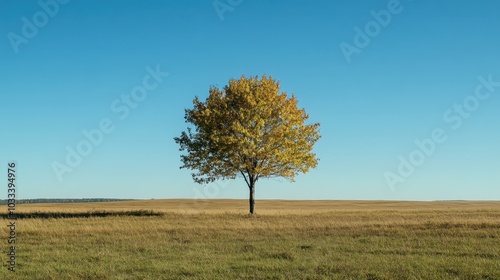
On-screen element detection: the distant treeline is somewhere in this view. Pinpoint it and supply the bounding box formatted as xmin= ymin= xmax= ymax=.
xmin=0 ymin=198 xmax=135 ymax=205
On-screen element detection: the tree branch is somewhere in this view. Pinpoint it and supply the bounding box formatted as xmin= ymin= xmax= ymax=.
xmin=240 ymin=171 xmax=250 ymax=188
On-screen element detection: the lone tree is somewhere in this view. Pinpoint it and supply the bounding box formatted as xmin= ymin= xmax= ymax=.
xmin=174 ymin=75 xmax=320 ymax=214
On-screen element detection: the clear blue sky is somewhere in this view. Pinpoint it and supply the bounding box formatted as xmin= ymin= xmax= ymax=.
xmin=1 ymin=0 xmax=499 ymax=201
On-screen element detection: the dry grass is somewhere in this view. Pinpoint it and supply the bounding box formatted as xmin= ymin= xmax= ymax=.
xmin=2 ymin=200 xmax=499 ymax=279
xmin=16 ymin=199 xmax=500 ymax=213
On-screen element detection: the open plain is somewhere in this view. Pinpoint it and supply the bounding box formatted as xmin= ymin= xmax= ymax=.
xmin=2 ymin=199 xmax=500 ymax=279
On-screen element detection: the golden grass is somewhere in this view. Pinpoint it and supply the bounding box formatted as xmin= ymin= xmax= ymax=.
xmin=16 ymin=199 xmax=500 ymax=214
xmin=2 ymin=200 xmax=499 ymax=279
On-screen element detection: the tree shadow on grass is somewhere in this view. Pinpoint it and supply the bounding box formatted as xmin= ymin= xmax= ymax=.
xmin=1 ymin=210 xmax=163 ymax=219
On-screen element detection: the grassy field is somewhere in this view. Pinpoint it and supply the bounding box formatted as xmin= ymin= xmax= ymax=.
xmin=2 ymin=200 xmax=500 ymax=279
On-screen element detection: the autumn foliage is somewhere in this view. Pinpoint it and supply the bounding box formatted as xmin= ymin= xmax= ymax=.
xmin=175 ymin=75 xmax=320 ymax=213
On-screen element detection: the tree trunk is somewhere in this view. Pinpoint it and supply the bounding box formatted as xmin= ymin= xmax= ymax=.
xmin=249 ymin=179 xmax=255 ymax=214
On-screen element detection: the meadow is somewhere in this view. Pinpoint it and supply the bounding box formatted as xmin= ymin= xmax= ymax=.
xmin=1 ymin=199 xmax=499 ymax=279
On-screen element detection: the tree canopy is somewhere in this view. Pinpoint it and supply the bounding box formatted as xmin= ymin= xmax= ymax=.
xmin=174 ymin=75 xmax=320 ymax=214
